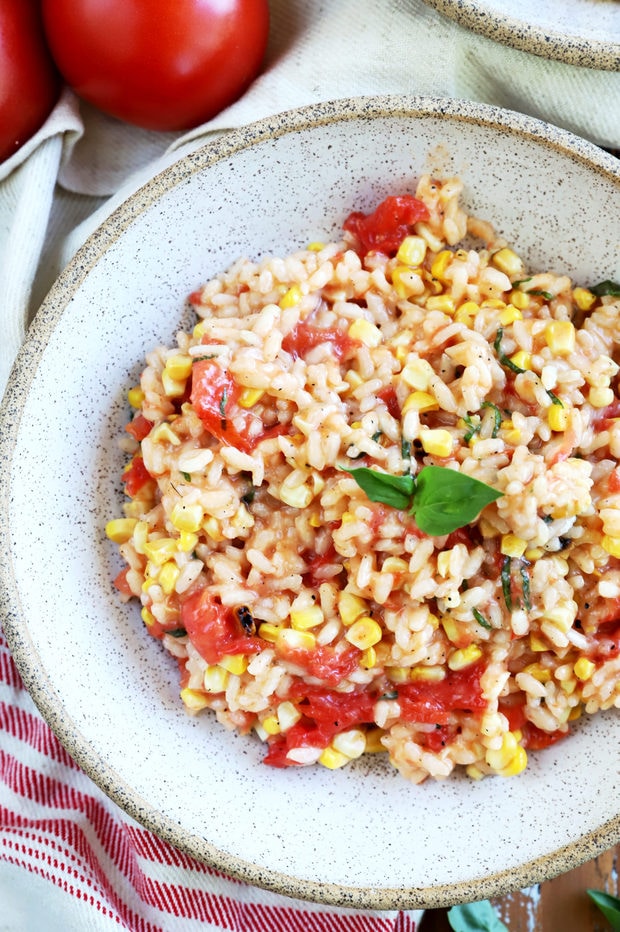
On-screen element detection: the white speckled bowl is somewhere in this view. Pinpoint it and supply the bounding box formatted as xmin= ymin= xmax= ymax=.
xmin=423 ymin=0 xmax=620 ymax=70
xmin=1 ymin=97 xmax=620 ymax=911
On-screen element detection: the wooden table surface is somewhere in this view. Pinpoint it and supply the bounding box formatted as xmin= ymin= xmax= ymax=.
xmin=418 ymin=843 xmax=620 ymax=931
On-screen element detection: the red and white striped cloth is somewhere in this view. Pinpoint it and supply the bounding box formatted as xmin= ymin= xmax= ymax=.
xmin=0 ymin=630 xmax=423 ymax=931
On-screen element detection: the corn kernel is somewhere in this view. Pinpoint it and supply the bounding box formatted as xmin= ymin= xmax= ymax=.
xmin=279 ymin=481 xmax=313 ymax=509
xmin=318 ymin=746 xmax=350 ymax=769
xmin=150 ymin=422 xmax=181 ymax=445
xmin=524 ymin=547 xmax=543 ymax=561
xmin=492 ymin=247 xmax=524 ymax=278
xmin=257 ymin=622 xmax=281 ymax=643
xmin=426 ymin=294 xmax=456 ymax=315
xmin=381 ymin=557 xmax=409 ymax=574
xmin=178 ymin=530 xmax=199 ymax=553
xmin=498 ymin=745 xmax=528 ymax=777
xmin=510 ymin=290 xmax=530 ymax=310
xmin=219 ymin=653 xmax=248 ymax=676
xmin=420 ymin=428 xmax=453 ymax=457
xmin=203 ymin=665 xmax=229 ymax=693
xmin=364 ymin=728 xmax=387 ymax=753
xmin=141 ymin=606 xmax=156 ymax=628
xmin=499 ymin=306 xmax=523 ymax=326
xmin=481 ymin=298 xmax=507 ymax=310
xmin=338 ymin=591 xmax=368 ymax=626
xmin=180 ymin=688 xmax=209 ymax=712
xmin=530 ymin=633 xmax=547 ymax=652
xmin=359 ymin=646 xmax=376 ymax=669
xmin=430 ymin=249 xmax=452 ymax=282
xmin=132 ymin=520 xmax=149 ymax=554
xmin=573 ymin=287 xmax=596 ymax=311
xmin=309 ymin=512 xmax=321 ymax=528
xmin=466 ymin=765 xmax=485 ymax=781
xmin=392 ymin=266 xmax=422 ymax=299
xmin=441 ymin=615 xmax=460 ymax=645
xmin=105 ymin=517 xmax=138 ymax=543
xmin=568 ymin=705 xmax=583 ymax=721
xmin=545 ymin=320 xmax=576 ymax=356
xmin=192 ymin=320 xmax=207 ymax=339
xmin=261 ymin=715 xmax=281 ymax=735
xmin=523 ymin=662 xmax=551 ymax=683
xmin=402 ymin=390 xmax=439 ymax=414
xmin=345 ymin=368 xmax=363 ymax=389
xmin=510 ymin=350 xmax=532 ymax=371
xmin=400 ymin=358 xmax=433 ymax=391
xmin=410 ymin=665 xmax=446 ymax=682
xmin=238 ymin=388 xmax=264 ymax=408
xmin=500 ymin=534 xmax=527 ymax=558
xmin=448 ymin=644 xmax=482 ymax=670
xmin=170 ymin=501 xmax=204 ymax=533
xmin=290 ymin=605 xmax=325 ymax=630
xmin=203 ymin=516 xmax=224 ymax=541
xmin=345 ymin=617 xmax=382 ymax=650
xmin=279 ymin=284 xmax=302 ymax=308
xmin=543 ymin=605 xmax=574 ymax=634
xmin=165 ymin=354 xmax=193 ymax=381
xmin=143 ymin=538 xmax=178 ymax=565
xmin=161 ymin=370 xmax=187 ymax=398
xmin=396 ymin=235 xmax=427 ymax=267
xmin=454 ymin=300 xmax=480 ymax=324
xmin=332 ymin=729 xmax=366 ymax=759
xmin=307 ymin=241 xmax=325 ymax=252
xmin=574 ymin=657 xmax=596 ymax=681
xmin=277 ymin=701 xmax=301 ymax=731
xmin=348 ymin=318 xmax=383 ymax=348
xmin=485 ymin=730 xmax=520 ymax=770
xmin=602 ymin=535 xmax=620 ymax=558
xmin=159 ymin=561 xmax=180 ymax=595
xmin=127 ymin=386 xmax=145 ymax=408
xmin=386 ymin=666 xmax=409 ymax=683
xmin=589 ymin=386 xmax=614 ymax=409
xmin=548 ymin=403 xmax=570 ymax=432
xmin=277 ymin=628 xmax=316 ymax=651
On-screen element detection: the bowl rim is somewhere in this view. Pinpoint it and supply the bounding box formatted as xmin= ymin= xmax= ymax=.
xmin=1 ymin=94 xmax=620 ymax=911
xmin=422 ymin=0 xmax=620 ymax=71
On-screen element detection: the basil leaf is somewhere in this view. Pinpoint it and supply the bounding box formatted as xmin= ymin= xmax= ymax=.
xmin=447 ymin=900 xmax=509 ymax=932
xmin=527 ymin=288 xmax=554 ymax=301
xmin=494 ymin=328 xmax=525 ymax=375
xmin=590 ymin=280 xmax=620 ymax=297
xmin=473 ymin=608 xmax=492 ymax=629
xmin=587 ymin=890 xmax=620 ymax=930
xmin=340 ymin=466 xmax=415 ymax=510
xmin=501 ymin=555 xmax=513 ymax=611
xmin=546 ymin=389 xmax=563 ymax=407
xmin=480 ymin=401 xmax=502 ymax=438
xmin=412 ymin=466 xmax=503 ymax=536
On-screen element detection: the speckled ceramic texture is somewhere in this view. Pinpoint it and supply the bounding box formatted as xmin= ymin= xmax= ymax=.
xmin=424 ymin=0 xmax=620 ymax=70
xmin=1 ymin=97 xmax=620 ymax=911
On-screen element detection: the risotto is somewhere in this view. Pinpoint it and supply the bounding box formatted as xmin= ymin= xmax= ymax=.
xmin=106 ymin=175 xmax=620 ymax=783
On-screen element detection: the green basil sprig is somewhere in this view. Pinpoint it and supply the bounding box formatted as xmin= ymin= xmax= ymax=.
xmin=341 ymin=464 xmax=503 ymax=536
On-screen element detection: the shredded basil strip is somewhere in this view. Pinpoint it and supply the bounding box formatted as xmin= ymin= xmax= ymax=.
xmin=192 ymin=354 xmax=218 ymax=361
xmin=527 ymin=288 xmax=554 ymax=301
xmin=481 ymin=401 xmax=502 ymax=438
xmin=590 ymin=280 xmax=620 ymax=297
xmin=371 ymin=430 xmax=383 ymax=442
xmin=520 ymin=564 xmax=532 ymax=611
xmin=462 ymin=414 xmax=480 ymax=443
xmin=219 ymin=387 xmax=228 ymax=418
xmin=341 ymin=464 xmax=503 ymax=536
xmin=512 ymin=278 xmax=532 ymax=288
xmin=181 ymin=471 xmax=191 ymax=481
xmin=501 ymin=555 xmax=513 ymax=611
xmin=473 ymin=608 xmax=492 ymax=630
xmin=380 ymin=690 xmax=399 ymax=701
xmin=494 ymin=328 xmax=525 ymax=374
xmin=167 ymin=628 xmax=187 ymax=638
xmin=546 ymin=390 xmax=564 ymax=407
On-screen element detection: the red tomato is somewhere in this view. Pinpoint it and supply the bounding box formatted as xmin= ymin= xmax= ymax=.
xmin=281 ymin=321 xmax=358 ymax=361
xmin=121 ymin=456 xmax=154 ymax=497
xmin=343 ymin=194 xmax=430 ymax=256
xmin=180 ymin=588 xmax=262 ymax=665
xmin=191 ymin=358 xmax=283 ymax=453
xmin=0 ymin=0 xmax=60 ymax=162
xmin=396 ymin=661 xmax=487 ymax=725
xmin=41 ymin=0 xmax=269 ymax=131
xmin=276 ymin=643 xmax=360 ymax=687
xmin=125 ymin=413 xmax=153 ymax=442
